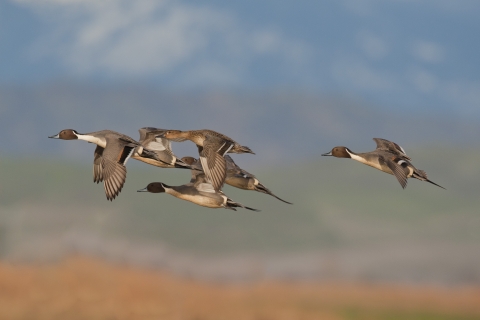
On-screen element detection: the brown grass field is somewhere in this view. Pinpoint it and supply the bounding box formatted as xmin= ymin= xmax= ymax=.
xmin=0 ymin=256 xmax=479 ymax=320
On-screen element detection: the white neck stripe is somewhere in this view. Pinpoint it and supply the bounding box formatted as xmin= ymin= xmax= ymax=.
xmin=76 ymin=133 xmax=107 ymax=148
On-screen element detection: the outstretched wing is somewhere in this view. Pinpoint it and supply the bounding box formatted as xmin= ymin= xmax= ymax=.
xmin=198 ymin=144 xmax=227 ymax=192
xmin=138 ymin=127 xmax=178 ymax=166
xmin=99 ymin=137 xmax=135 ymax=200
xmin=93 ymin=145 xmax=104 ymax=183
xmin=102 ymin=156 xmax=128 ymax=201
xmin=224 ymin=155 xmax=252 ymax=178
xmin=379 ymin=155 xmax=409 ymax=189
xmin=373 ymin=138 xmax=411 ymax=160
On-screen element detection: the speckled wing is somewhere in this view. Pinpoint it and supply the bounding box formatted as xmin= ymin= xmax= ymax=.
xmin=373 ymin=138 xmax=411 ymax=160
xmin=379 ymin=155 xmax=408 ymax=189
xmin=93 ymin=145 xmax=104 ymax=183
xmin=198 ymin=137 xmax=231 ymax=192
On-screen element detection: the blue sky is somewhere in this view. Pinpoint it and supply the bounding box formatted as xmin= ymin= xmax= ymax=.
xmin=1 ymin=0 xmax=480 ymax=114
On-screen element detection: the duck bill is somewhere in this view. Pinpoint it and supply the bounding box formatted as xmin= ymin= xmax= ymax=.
xmin=48 ymin=133 xmax=60 ymax=139
xmin=321 ymin=151 xmax=333 ymax=156
xmin=137 ymin=187 xmax=148 ymax=192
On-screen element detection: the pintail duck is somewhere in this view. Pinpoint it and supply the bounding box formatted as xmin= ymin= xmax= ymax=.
xmin=159 ymin=129 xmax=254 ymax=192
xmin=322 ymin=138 xmax=445 ymax=189
xmin=131 ymin=127 xmax=191 ymax=169
xmin=137 ymin=164 xmax=260 ymax=212
xmin=49 ymin=129 xmax=162 ymax=201
xmin=181 ymin=156 xmax=292 ymax=204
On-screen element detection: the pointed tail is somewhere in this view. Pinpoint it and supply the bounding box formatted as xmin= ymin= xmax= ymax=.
xmin=173 ymin=158 xmax=193 ymax=170
xmin=425 ymin=178 xmax=446 ymax=190
xmin=226 ymin=199 xmax=261 ymax=212
xmin=233 ymin=145 xmax=255 ymax=154
xmin=254 ymin=183 xmax=293 ymax=204
xmin=414 ymin=170 xmax=446 ymax=190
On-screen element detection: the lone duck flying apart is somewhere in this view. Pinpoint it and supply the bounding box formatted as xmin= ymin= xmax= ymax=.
xmin=322 ymin=138 xmax=445 ymax=189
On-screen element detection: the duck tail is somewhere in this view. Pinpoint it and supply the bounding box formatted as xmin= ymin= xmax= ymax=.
xmin=173 ymin=158 xmax=193 ymax=170
xmin=238 ymin=145 xmax=255 ymax=154
xmin=425 ymin=179 xmax=446 ymax=190
xmin=226 ymin=199 xmax=261 ymax=212
xmin=254 ymin=183 xmax=293 ymax=204
xmin=413 ymin=170 xmax=446 ymax=190
xmin=244 ymin=206 xmax=261 ymax=212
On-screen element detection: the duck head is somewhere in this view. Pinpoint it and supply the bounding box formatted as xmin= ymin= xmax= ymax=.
xmin=48 ymin=129 xmax=79 ymax=140
xmin=158 ymin=130 xmax=188 ymax=142
xmin=322 ymin=146 xmax=352 ymax=158
xmin=137 ymin=182 xmax=167 ymax=193
xmin=180 ymin=156 xmax=198 ymax=165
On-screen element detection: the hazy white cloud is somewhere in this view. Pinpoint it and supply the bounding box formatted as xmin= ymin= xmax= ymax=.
xmin=12 ymin=0 xmax=311 ymax=84
xmin=411 ymin=41 xmax=445 ymax=63
xmin=357 ymin=31 xmax=389 ymax=60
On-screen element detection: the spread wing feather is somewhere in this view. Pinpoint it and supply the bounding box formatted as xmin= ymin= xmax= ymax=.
xmin=101 ymin=157 xmax=127 ymax=201
xmin=196 ymin=182 xmax=216 ymax=193
xmin=373 ymin=138 xmax=411 ymax=160
xmin=379 ymin=155 xmax=408 ymax=189
xmin=93 ymin=145 xmax=104 ymax=183
xmin=199 ymin=143 xmax=227 ymax=192
xmin=99 ymin=137 xmax=135 ymax=200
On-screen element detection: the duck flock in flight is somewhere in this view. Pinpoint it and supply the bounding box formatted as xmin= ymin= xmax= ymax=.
xmin=49 ymin=127 xmax=444 ymax=210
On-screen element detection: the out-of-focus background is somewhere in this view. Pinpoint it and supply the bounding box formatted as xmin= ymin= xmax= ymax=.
xmin=1 ymin=1 xmax=480 ymax=319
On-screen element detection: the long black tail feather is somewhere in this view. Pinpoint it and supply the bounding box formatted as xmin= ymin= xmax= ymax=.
xmin=227 ymin=199 xmax=261 ymax=212
xmin=255 ymin=183 xmax=293 ymax=204
xmin=425 ymin=179 xmax=446 ymax=190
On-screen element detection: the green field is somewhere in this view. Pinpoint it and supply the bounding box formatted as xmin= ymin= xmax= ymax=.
xmin=1 ymin=148 xmax=479 ymax=283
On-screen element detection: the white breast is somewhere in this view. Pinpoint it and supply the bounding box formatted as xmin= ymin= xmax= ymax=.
xmin=76 ymin=134 xmax=107 ymax=148
xmin=348 ymin=152 xmax=384 ymax=171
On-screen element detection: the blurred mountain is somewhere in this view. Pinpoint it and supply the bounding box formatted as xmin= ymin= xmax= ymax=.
xmin=1 ymin=83 xmax=480 ymax=167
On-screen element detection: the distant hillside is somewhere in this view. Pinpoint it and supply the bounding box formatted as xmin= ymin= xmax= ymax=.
xmin=1 ymin=147 xmax=479 ymax=284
